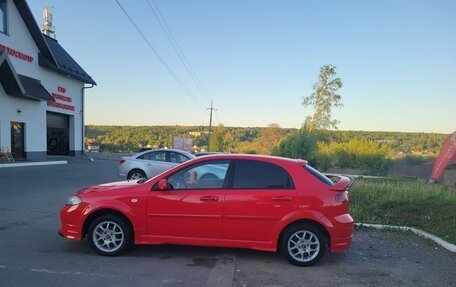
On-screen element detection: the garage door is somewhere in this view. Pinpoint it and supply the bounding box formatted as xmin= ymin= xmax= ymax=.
xmin=47 ymin=112 xmax=69 ymax=155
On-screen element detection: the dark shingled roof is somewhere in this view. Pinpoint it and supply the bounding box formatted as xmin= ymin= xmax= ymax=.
xmin=0 ymin=51 xmax=55 ymax=101
xmin=13 ymin=0 xmax=96 ymax=85
xmin=0 ymin=51 xmax=25 ymax=97
xmin=18 ymin=74 xmax=54 ymax=101
xmin=42 ymin=35 xmax=96 ymax=85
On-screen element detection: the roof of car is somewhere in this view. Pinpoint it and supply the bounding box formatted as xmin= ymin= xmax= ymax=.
xmin=134 ymin=148 xmax=195 ymax=157
xmin=194 ymin=153 xmax=307 ymax=165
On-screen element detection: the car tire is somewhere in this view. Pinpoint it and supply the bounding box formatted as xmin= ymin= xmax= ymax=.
xmin=127 ymin=169 xmax=146 ymax=180
xmin=281 ymin=224 xmax=326 ymax=266
xmin=87 ymin=214 xmax=132 ymax=256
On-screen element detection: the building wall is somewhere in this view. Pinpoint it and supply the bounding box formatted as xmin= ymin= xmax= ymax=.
xmin=41 ymin=71 xmax=84 ymax=153
xmin=0 ymin=0 xmax=85 ymax=159
xmin=0 ymin=85 xmax=47 ymax=159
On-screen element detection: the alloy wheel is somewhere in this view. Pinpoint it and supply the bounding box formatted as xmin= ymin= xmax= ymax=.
xmin=92 ymin=221 xmax=124 ymax=253
xmin=287 ymin=230 xmax=321 ymax=263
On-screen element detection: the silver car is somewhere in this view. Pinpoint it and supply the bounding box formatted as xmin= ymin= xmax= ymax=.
xmin=118 ymin=149 xmax=195 ymax=180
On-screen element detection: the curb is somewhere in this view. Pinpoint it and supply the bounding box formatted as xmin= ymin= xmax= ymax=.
xmin=356 ymin=223 xmax=456 ymax=253
xmin=0 ymin=160 xmax=67 ymax=168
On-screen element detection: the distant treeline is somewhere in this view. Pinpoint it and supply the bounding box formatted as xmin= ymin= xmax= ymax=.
xmin=85 ymin=125 xmax=447 ymax=165
xmin=85 ymin=125 xmax=294 ymax=152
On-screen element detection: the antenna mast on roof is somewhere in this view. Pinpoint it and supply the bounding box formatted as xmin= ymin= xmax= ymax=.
xmin=41 ymin=6 xmax=55 ymax=38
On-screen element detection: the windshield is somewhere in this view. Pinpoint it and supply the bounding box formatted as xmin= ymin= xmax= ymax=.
xmin=304 ymin=165 xmax=334 ymax=186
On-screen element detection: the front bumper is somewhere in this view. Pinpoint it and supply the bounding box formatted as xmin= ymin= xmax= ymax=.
xmin=59 ymin=204 xmax=87 ymax=241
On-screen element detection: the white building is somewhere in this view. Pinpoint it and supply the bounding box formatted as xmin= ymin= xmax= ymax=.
xmin=0 ymin=0 xmax=95 ymax=160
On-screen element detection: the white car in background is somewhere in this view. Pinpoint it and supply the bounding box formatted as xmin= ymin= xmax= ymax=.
xmin=119 ymin=149 xmax=195 ymax=180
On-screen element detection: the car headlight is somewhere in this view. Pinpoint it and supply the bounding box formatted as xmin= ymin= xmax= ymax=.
xmin=66 ymin=195 xmax=82 ymax=206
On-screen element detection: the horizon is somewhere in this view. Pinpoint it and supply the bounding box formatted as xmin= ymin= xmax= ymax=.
xmin=85 ymin=124 xmax=450 ymax=135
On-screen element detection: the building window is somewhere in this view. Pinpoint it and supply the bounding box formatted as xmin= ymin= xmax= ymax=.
xmin=0 ymin=0 xmax=7 ymax=34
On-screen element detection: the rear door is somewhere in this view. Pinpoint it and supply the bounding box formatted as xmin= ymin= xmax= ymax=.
xmin=140 ymin=151 xmax=172 ymax=177
xmin=168 ymin=151 xmax=191 ymax=167
xmin=223 ymin=160 xmax=296 ymax=242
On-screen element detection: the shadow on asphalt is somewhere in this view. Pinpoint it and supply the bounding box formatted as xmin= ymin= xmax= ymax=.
xmin=59 ymin=238 xmax=346 ymax=267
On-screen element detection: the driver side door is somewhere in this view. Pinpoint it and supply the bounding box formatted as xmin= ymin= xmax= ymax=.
xmin=147 ymin=160 xmax=231 ymax=240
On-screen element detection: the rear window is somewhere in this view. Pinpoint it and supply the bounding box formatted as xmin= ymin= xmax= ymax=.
xmin=304 ymin=165 xmax=334 ymax=186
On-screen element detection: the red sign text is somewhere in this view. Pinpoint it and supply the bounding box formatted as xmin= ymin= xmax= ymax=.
xmin=0 ymin=44 xmax=34 ymax=62
xmin=47 ymin=100 xmax=75 ymax=111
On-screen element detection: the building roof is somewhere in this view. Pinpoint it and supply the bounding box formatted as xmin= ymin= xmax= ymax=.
xmin=0 ymin=51 xmax=24 ymax=97
xmin=41 ymin=35 xmax=96 ymax=85
xmin=18 ymin=74 xmax=54 ymax=101
xmin=0 ymin=51 xmax=55 ymax=101
xmin=13 ymin=0 xmax=96 ymax=85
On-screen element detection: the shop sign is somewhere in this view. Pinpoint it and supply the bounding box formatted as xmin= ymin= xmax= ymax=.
xmin=0 ymin=44 xmax=34 ymax=62
xmin=47 ymin=86 xmax=76 ymax=111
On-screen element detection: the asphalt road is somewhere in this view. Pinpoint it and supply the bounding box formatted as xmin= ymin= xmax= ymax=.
xmin=0 ymin=159 xmax=454 ymax=287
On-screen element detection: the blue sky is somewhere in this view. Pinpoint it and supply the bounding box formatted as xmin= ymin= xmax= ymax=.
xmin=28 ymin=0 xmax=455 ymax=133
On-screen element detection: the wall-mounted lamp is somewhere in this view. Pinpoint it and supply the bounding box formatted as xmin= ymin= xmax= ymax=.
xmin=17 ymin=109 xmax=22 ymax=114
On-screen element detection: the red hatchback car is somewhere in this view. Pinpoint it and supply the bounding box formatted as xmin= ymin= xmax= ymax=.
xmin=59 ymin=154 xmax=354 ymax=266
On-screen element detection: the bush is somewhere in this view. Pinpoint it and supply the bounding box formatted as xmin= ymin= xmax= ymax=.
xmin=314 ymin=138 xmax=390 ymax=171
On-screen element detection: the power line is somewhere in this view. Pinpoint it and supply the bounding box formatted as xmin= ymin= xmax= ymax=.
xmin=146 ymin=0 xmax=213 ymax=103
xmin=114 ymin=0 xmax=207 ymax=113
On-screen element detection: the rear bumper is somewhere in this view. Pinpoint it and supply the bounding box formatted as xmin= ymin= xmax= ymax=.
xmin=118 ymin=165 xmax=128 ymax=178
xmin=330 ymin=233 xmax=353 ymax=252
xmin=329 ymin=214 xmax=354 ymax=253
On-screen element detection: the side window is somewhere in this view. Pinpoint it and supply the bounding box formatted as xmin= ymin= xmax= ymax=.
xmin=233 ymin=160 xmax=294 ymax=189
xmin=0 ymin=0 xmax=7 ymax=34
xmin=167 ymin=161 xmax=230 ymax=190
xmin=149 ymin=151 xmax=166 ymax=162
xmin=136 ymin=153 xmax=149 ymax=160
xmin=169 ymin=152 xmax=189 ymax=164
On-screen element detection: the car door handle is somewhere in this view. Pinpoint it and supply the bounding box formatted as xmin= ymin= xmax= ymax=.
xmin=272 ymin=196 xmax=292 ymax=202
xmin=200 ymin=196 xmax=219 ymax=202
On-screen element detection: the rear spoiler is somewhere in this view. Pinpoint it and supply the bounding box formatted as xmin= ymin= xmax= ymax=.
xmin=324 ymin=174 xmax=356 ymax=191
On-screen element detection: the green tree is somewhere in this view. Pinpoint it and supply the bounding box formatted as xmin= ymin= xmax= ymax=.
xmin=210 ymin=125 xmax=227 ymax=152
xmin=237 ymin=123 xmax=285 ymax=155
xmin=273 ymin=129 xmax=317 ymax=161
xmin=303 ymin=64 xmax=343 ymax=131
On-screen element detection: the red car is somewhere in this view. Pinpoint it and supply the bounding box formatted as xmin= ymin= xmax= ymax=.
xmin=59 ymin=154 xmax=354 ymax=266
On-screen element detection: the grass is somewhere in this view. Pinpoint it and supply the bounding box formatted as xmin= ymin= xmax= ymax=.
xmin=350 ymin=178 xmax=456 ymax=244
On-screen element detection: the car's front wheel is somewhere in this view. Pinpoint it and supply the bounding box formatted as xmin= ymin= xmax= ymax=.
xmin=281 ymin=224 xmax=326 ymax=266
xmin=87 ymin=214 xmax=132 ymax=256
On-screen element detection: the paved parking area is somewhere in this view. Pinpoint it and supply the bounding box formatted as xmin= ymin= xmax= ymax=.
xmin=0 ymin=159 xmax=454 ymax=287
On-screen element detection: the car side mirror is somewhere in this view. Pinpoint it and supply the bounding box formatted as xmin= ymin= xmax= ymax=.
xmin=157 ymin=178 xmax=168 ymax=191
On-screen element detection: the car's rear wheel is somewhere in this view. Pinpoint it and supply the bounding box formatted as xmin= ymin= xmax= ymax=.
xmin=281 ymin=224 xmax=326 ymax=266
xmin=87 ymin=214 xmax=132 ymax=256
xmin=128 ymin=169 xmax=146 ymax=180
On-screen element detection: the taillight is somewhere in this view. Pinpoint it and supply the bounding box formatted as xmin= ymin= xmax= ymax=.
xmin=119 ymin=159 xmax=125 ymax=165
xmin=335 ymin=191 xmax=349 ymax=202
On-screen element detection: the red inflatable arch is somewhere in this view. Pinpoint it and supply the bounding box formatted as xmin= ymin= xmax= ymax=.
xmin=431 ymin=131 xmax=456 ymax=181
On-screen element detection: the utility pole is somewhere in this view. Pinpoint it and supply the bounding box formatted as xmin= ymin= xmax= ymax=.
xmin=207 ymin=100 xmax=216 ymax=151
